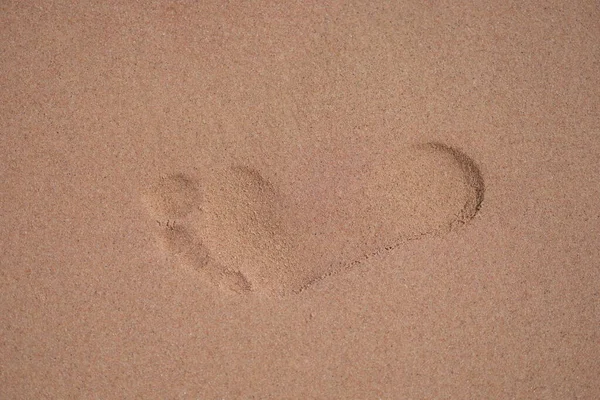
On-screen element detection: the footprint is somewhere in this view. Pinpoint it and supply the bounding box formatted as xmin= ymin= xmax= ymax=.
xmin=142 ymin=143 xmax=484 ymax=296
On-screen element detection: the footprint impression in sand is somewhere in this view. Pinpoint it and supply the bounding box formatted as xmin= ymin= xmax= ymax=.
xmin=142 ymin=143 xmax=484 ymax=296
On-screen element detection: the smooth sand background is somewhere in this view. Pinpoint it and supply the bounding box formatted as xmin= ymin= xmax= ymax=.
xmin=2 ymin=0 xmax=599 ymax=398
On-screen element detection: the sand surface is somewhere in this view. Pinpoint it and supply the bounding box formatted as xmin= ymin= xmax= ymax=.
xmin=2 ymin=1 xmax=599 ymax=398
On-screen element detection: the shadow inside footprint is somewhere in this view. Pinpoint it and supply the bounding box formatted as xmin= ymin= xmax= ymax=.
xmin=143 ymin=143 xmax=484 ymax=296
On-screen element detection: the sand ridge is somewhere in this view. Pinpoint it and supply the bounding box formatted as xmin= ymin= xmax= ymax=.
xmin=143 ymin=143 xmax=484 ymax=296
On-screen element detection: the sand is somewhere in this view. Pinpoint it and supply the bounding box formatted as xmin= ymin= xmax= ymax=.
xmin=143 ymin=143 xmax=484 ymax=296
xmin=2 ymin=0 xmax=599 ymax=398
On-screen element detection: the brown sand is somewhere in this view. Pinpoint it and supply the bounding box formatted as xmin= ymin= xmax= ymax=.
xmin=144 ymin=143 xmax=484 ymax=296
xmin=2 ymin=1 xmax=599 ymax=398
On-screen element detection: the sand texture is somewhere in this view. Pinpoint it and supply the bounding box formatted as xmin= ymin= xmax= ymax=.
xmin=144 ymin=143 xmax=484 ymax=296
xmin=2 ymin=0 xmax=599 ymax=398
